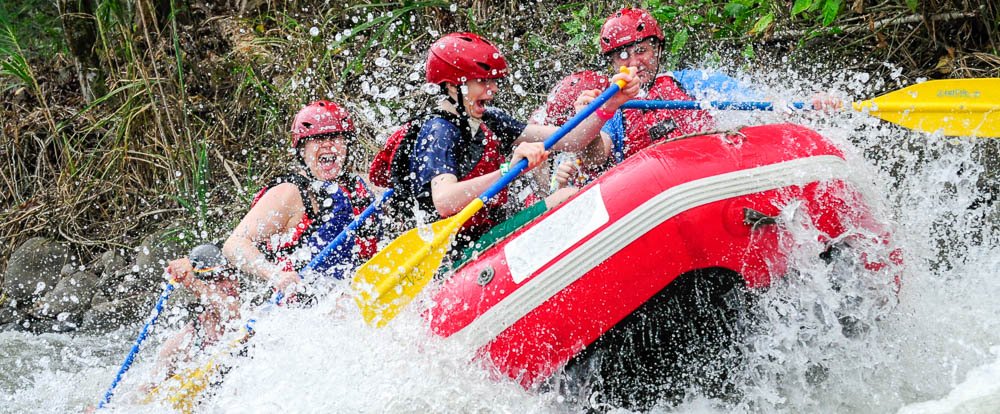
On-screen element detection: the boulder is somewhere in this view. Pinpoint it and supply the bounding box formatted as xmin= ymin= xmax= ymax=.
xmin=2 ymin=237 xmax=74 ymax=304
xmin=95 ymin=268 xmax=127 ymax=298
xmin=80 ymin=294 xmax=156 ymax=332
xmin=0 ymin=303 xmax=22 ymax=325
xmin=30 ymin=270 xmax=100 ymax=320
xmin=96 ymin=249 xmax=130 ymax=277
xmin=90 ymin=290 xmax=111 ymax=308
xmin=126 ymin=229 xmax=186 ymax=294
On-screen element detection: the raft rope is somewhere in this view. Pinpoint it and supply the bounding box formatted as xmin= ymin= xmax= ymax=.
xmin=659 ymin=126 xmax=749 ymax=146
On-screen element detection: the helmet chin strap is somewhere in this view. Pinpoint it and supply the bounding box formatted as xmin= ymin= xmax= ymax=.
xmin=445 ymin=84 xmax=474 ymax=139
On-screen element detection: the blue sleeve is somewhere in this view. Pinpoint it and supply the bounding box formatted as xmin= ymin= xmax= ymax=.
xmin=411 ymin=117 xmax=462 ymax=189
xmin=600 ymin=111 xmax=626 ymax=164
xmin=670 ymin=69 xmax=762 ymax=101
xmin=483 ymin=108 xmax=527 ymax=148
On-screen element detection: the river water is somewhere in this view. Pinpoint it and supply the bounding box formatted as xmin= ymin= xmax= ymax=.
xmin=2 ymin=69 xmax=999 ymax=413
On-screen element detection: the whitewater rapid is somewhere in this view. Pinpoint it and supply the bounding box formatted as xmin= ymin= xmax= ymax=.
xmin=2 ymin=68 xmax=999 ymax=413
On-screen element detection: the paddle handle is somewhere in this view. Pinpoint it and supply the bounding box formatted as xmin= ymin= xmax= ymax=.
xmin=480 ymin=78 xmax=626 ymax=201
xmin=619 ymin=100 xmax=809 ymax=111
xmin=97 ymin=280 xmax=176 ymax=409
xmin=304 ymin=188 xmax=394 ymax=272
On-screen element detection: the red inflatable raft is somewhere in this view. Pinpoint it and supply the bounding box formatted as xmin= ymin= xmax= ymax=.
xmin=426 ymin=123 xmax=897 ymax=398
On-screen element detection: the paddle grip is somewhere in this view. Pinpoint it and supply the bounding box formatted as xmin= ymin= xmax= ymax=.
xmin=479 ymin=80 xmax=624 ymax=202
xmin=619 ymin=100 xmax=809 ymax=111
xmin=97 ymin=281 xmax=176 ymax=409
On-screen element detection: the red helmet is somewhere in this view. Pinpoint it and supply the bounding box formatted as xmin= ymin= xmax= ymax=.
xmin=425 ymin=32 xmax=508 ymax=85
xmin=290 ymin=100 xmax=354 ymax=148
xmin=599 ymin=8 xmax=665 ymax=54
xmin=535 ymin=71 xmax=610 ymax=126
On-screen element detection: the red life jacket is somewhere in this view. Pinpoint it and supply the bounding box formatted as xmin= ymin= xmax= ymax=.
xmin=250 ymin=174 xmax=377 ymax=272
xmin=619 ymin=74 xmax=715 ymax=160
xmin=456 ymin=122 xmax=508 ymax=240
xmin=369 ymin=112 xmax=510 ymax=243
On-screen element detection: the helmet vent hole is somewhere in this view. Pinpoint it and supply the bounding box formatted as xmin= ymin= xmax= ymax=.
xmin=459 ymin=36 xmax=473 ymax=42
xmin=637 ymin=23 xmax=645 ymax=32
xmin=601 ymin=37 xmax=610 ymax=44
xmin=476 ymin=62 xmax=492 ymax=72
xmin=301 ymin=122 xmax=312 ymax=129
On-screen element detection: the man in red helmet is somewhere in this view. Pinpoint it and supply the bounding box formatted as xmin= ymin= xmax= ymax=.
xmin=224 ymin=101 xmax=380 ymax=295
xmin=589 ymin=7 xmax=840 ymax=165
xmin=400 ymin=32 xmax=639 ymax=249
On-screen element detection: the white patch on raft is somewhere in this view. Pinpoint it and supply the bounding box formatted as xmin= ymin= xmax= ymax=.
xmin=505 ymin=185 xmax=609 ymax=284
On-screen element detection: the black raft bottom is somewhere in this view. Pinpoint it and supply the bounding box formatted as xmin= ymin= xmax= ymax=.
xmin=550 ymin=267 xmax=755 ymax=412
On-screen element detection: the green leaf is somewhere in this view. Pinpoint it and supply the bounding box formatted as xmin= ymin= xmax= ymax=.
xmin=724 ymin=2 xmax=748 ymax=18
xmin=749 ymin=12 xmax=774 ymax=35
xmin=821 ymin=0 xmax=842 ymax=26
xmin=670 ymin=29 xmax=689 ymax=55
xmin=742 ymin=43 xmax=755 ymax=59
xmin=791 ymin=0 xmax=813 ymax=16
xmin=905 ymin=0 xmax=919 ymax=12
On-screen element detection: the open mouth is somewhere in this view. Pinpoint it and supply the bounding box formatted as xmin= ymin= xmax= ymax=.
xmin=473 ymin=99 xmax=489 ymax=113
xmin=318 ymin=154 xmax=338 ymax=169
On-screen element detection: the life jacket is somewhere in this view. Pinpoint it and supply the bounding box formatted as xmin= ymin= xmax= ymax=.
xmin=369 ymin=110 xmax=510 ymax=243
xmin=250 ymin=173 xmax=378 ymax=278
xmin=614 ymin=74 xmax=715 ymax=162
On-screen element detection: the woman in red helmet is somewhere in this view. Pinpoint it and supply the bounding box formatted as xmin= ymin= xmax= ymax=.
xmin=401 ymin=32 xmax=639 ymax=249
xmin=590 ymin=7 xmax=841 ymax=166
xmin=223 ymin=101 xmax=380 ymax=294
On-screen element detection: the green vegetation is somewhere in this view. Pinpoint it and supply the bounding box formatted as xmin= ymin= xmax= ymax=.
xmin=1 ymin=0 xmax=998 ymax=268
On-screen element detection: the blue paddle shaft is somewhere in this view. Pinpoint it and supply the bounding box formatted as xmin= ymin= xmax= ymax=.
xmin=619 ymin=100 xmax=809 ymax=111
xmin=480 ymin=82 xmax=624 ymax=201
xmin=268 ymin=188 xmax=395 ymax=303
xmin=304 ymin=188 xmax=394 ymax=271
xmin=97 ymin=281 xmax=176 ymax=409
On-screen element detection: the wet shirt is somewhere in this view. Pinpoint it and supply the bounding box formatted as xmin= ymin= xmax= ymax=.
xmin=409 ymin=108 xmax=526 ymax=206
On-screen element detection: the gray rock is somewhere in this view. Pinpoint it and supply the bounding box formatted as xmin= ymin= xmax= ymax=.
xmin=60 ymin=264 xmax=77 ymax=278
xmin=80 ymin=294 xmax=156 ymax=332
xmin=90 ymin=290 xmax=111 ymax=308
xmin=95 ymin=266 xmax=128 ymax=297
xmin=30 ymin=270 xmax=100 ymax=319
xmin=96 ymin=249 xmax=130 ymax=277
xmin=2 ymin=237 xmax=74 ymax=304
xmin=126 ymin=229 xmax=186 ymax=294
xmin=0 ymin=304 xmax=22 ymax=325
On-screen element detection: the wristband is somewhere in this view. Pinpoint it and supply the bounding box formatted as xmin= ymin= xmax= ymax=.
xmin=499 ymin=162 xmax=510 ymax=175
xmin=595 ymin=107 xmax=615 ymax=121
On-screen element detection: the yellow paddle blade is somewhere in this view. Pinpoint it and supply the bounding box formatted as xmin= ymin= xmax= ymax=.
xmin=853 ymin=78 xmax=1000 ymax=137
xmin=353 ymin=199 xmax=485 ymax=327
xmin=142 ymin=360 xmax=216 ymax=414
xmin=142 ymin=328 xmax=251 ymax=412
